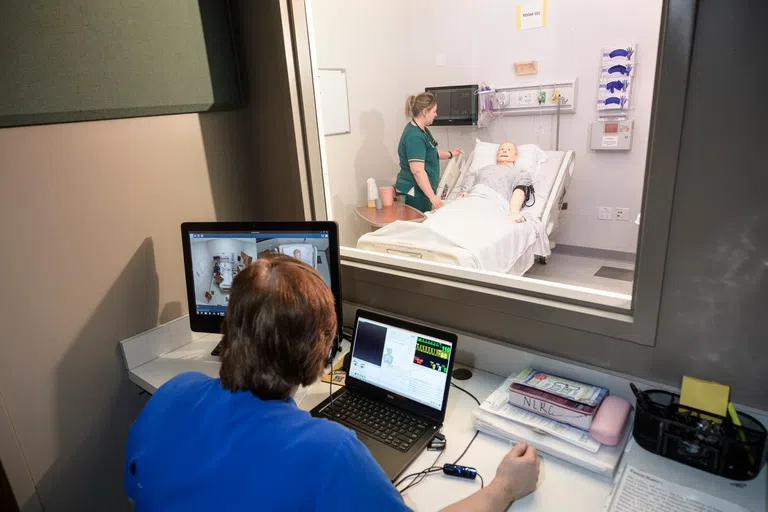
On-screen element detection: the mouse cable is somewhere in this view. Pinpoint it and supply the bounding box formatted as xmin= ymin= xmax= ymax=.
xmin=398 ymin=453 xmax=485 ymax=495
xmin=397 ymin=381 xmax=483 ymax=493
xmin=396 ymin=449 xmax=444 ymax=494
xmin=448 ymin=381 xmax=482 ymax=465
xmin=450 ymin=381 xmax=481 ymax=405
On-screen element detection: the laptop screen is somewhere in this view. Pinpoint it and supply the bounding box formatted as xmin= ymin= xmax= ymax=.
xmin=348 ymin=317 xmax=454 ymax=411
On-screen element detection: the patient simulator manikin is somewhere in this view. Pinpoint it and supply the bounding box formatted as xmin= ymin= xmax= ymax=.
xmin=454 ymin=142 xmax=533 ymax=223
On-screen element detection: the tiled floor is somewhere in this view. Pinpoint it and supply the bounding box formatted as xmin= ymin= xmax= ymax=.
xmin=525 ymin=252 xmax=635 ymax=295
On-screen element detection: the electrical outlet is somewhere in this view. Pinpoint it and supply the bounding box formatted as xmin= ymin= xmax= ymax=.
xmin=615 ymin=208 xmax=630 ymax=221
xmin=516 ymin=91 xmax=534 ymax=106
xmin=598 ymin=207 xmax=613 ymax=220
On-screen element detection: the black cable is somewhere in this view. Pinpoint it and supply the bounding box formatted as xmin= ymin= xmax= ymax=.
xmin=398 ymin=382 xmax=483 ymax=494
xmin=396 ymin=449 xmax=444 ymax=494
xmin=452 ymin=431 xmax=479 ymax=466
xmin=450 ymin=381 xmax=481 ymax=406
xmin=329 ymin=367 xmax=335 ymax=419
xmin=448 ymin=382 xmax=481 ymax=465
xmin=478 ymin=473 xmax=484 ymax=489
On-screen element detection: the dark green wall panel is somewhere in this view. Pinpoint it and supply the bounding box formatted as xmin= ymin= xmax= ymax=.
xmin=0 ymin=0 xmax=240 ymax=127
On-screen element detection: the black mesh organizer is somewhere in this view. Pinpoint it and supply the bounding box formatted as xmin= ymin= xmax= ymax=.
xmin=633 ymin=390 xmax=766 ymax=480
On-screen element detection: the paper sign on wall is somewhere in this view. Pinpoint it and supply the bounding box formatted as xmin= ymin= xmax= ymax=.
xmin=516 ymin=0 xmax=547 ymax=31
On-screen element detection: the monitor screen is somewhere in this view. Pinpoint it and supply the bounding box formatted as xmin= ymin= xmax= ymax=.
xmin=348 ymin=317 xmax=454 ymax=411
xmin=181 ymin=222 xmax=341 ymax=335
xmin=425 ymin=84 xmax=478 ymax=126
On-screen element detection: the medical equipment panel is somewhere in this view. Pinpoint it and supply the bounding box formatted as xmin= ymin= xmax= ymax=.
xmin=590 ymin=120 xmax=633 ymax=151
xmin=485 ymin=80 xmax=577 ymax=117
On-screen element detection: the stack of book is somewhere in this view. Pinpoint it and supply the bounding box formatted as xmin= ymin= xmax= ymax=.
xmin=472 ymin=369 xmax=632 ymax=478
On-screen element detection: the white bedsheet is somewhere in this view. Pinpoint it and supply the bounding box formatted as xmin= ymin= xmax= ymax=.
xmin=218 ymin=262 xmax=233 ymax=290
xmin=362 ymin=184 xmax=550 ymax=274
xmin=279 ymin=243 xmax=318 ymax=268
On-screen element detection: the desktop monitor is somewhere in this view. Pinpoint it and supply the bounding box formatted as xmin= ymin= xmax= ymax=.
xmin=180 ymin=221 xmax=342 ymax=341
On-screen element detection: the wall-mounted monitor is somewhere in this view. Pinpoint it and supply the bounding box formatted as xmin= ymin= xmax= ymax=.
xmin=425 ymin=84 xmax=479 ymax=126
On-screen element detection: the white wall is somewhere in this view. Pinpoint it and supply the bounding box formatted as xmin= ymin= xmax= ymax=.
xmin=190 ymin=239 xmax=214 ymax=303
xmin=207 ymin=238 xmax=256 ymax=261
xmin=257 ymin=237 xmax=331 ymax=252
xmin=311 ymin=0 xmax=662 ymax=252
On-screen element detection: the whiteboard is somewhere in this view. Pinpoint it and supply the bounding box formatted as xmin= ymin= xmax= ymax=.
xmin=318 ymin=68 xmax=350 ymax=136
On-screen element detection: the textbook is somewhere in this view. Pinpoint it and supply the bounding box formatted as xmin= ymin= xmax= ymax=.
xmin=509 ymin=381 xmax=598 ymax=430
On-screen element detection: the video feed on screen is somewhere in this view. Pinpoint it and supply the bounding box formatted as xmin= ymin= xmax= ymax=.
xmin=188 ymin=231 xmax=331 ymax=316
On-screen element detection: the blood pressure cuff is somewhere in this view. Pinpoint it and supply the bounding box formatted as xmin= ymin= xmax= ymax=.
xmin=514 ymin=185 xmax=536 ymax=207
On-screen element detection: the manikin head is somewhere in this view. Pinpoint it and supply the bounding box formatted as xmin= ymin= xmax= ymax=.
xmin=293 ymin=249 xmax=302 ymax=260
xmin=496 ymin=142 xmax=518 ymax=164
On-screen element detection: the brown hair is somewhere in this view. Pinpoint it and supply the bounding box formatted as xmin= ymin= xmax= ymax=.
xmin=405 ymin=92 xmax=437 ymax=119
xmin=219 ymin=254 xmax=337 ymax=400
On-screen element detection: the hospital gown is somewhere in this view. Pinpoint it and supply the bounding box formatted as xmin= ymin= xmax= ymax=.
xmin=454 ymin=164 xmax=533 ymax=203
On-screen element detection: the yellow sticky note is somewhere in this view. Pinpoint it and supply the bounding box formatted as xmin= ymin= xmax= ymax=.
xmin=680 ymin=376 xmax=730 ymax=418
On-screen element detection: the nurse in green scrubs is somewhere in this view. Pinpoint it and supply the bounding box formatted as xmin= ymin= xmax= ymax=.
xmin=395 ymin=92 xmax=462 ymax=212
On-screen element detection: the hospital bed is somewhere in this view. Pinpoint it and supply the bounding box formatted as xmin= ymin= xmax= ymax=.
xmin=279 ymin=243 xmax=318 ymax=268
xmin=216 ymin=254 xmax=235 ymax=292
xmin=356 ymin=148 xmax=575 ymax=275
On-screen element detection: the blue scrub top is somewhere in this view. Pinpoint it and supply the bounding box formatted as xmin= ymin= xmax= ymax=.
xmin=125 ymin=372 xmax=410 ymax=511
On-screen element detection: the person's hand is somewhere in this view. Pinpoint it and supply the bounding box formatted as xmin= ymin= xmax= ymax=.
xmin=507 ymin=212 xmax=526 ymax=223
xmin=456 ymin=192 xmax=466 ymax=200
xmin=491 ymin=441 xmax=540 ymax=504
xmin=451 ymin=148 xmax=463 ymax=158
xmin=430 ymin=196 xmax=444 ymax=209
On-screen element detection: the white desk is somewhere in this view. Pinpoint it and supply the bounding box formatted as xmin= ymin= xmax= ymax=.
xmin=120 ymin=318 xmax=768 ymax=512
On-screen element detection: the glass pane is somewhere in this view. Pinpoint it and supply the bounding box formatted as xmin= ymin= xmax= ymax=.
xmin=309 ymin=0 xmax=664 ymax=310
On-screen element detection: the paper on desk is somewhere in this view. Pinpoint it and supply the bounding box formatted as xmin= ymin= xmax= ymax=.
xmin=604 ymin=465 xmax=749 ymax=512
xmin=479 ymin=376 xmax=600 ymax=452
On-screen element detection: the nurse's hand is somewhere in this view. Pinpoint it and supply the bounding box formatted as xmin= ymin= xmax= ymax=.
xmin=430 ymin=196 xmax=444 ymax=209
xmin=492 ymin=441 xmax=540 ymax=504
xmin=451 ymin=148 xmax=463 ymax=158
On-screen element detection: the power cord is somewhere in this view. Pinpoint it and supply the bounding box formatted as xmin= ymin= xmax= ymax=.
xmin=450 ymin=381 xmax=481 ymax=405
xmin=396 ymin=381 xmax=484 ymax=494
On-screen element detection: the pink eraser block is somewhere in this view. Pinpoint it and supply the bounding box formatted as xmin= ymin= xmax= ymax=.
xmin=589 ymin=396 xmax=631 ymax=446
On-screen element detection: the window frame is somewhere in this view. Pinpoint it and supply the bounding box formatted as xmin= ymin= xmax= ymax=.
xmin=288 ymin=0 xmax=697 ymax=346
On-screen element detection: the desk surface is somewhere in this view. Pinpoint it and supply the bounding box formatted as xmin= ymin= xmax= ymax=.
xmin=354 ymin=203 xmax=426 ymax=228
xmin=124 ymin=334 xmax=767 ymax=512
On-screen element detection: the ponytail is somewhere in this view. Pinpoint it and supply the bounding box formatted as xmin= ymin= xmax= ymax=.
xmin=404 ymin=95 xmax=417 ymax=119
xmin=405 ymin=92 xmax=437 ymax=119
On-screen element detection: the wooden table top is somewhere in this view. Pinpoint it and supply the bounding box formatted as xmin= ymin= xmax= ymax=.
xmin=354 ymin=202 xmax=426 ymax=228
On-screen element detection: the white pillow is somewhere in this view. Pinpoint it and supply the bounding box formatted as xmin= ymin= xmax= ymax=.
xmin=470 ymin=139 xmax=548 ymax=174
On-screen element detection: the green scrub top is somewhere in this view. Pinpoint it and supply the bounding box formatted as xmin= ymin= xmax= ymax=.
xmin=395 ymin=122 xmax=439 ymax=212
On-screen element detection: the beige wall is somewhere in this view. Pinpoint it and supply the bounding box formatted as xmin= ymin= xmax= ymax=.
xmin=0 ymin=112 xmax=255 ymax=510
xmin=0 ymin=1 xmax=310 ymax=508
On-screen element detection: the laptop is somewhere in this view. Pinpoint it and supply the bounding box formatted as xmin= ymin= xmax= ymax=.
xmin=311 ymin=310 xmax=457 ymax=481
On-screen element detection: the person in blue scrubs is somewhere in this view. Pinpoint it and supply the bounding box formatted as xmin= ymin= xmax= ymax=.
xmin=125 ymin=254 xmax=540 ymax=511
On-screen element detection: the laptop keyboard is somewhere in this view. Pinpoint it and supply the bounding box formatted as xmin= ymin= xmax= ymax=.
xmin=320 ymin=392 xmax=429 ymax=452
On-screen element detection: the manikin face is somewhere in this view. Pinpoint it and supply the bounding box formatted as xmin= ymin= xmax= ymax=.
xmin=293 ymin=249 xmax=302 ymax=259
xmin=423 ymin=104 xmax=438 ymax=126
xmin=496 ymin=142 xmax=518 ymax=164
